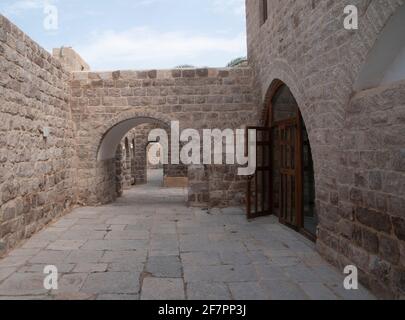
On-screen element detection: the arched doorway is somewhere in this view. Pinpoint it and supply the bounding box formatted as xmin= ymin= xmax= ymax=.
xmin=247 ymin=81 xmax=317 ymax=240
xmin=93 ymin=115 xmax=188 ymax=205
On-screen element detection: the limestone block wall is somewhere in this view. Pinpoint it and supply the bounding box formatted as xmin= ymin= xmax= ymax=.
xmin=188 ymin=164 xmax=247 ymax=208
xmin=0 ymin=16 xmax=77 ymax=256
xmin=246 ymin=0 xmax=405 ymax=298
xmin=119 ymin=134 xmax=134 ymax=189
xmin=336 ymin=80 xmax=405 ymax=295
xmin=52 ymin=47 xmax=90 ymax=73
xmin=115 ymin=146 xmax=124 ymax=197
xmin=188 ymin=165 xmax=209 ymax=207
xmin=70 ymin=68 xmax=258 ymax=206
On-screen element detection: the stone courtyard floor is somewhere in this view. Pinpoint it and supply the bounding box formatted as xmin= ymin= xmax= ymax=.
xmin=0 ymin=170 xmax=375 ymax=300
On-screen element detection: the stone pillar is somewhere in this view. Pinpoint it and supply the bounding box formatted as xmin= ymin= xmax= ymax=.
xmin=115 ymin=145 xmax=124 ymax=198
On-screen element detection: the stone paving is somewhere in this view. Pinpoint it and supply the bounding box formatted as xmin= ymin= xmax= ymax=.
xmin=0 ymin=170 xmax=375 ymax=300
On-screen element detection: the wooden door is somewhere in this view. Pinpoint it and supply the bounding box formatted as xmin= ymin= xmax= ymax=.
xmin=247 ymin=127 xmax=272 ymax=219
xmin=276 ymin=117 xmax=303 ymax=229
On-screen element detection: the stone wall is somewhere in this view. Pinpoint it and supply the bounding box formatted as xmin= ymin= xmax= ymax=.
xmin=188 ymin=165 xmax=209 ymax=207
xmin=71 ymin=68 xmax=258 ymax=206
xmin=52 ymin=47 xmax=90 ymax=73
xmin=336 ymin=80 xmax=405 ymax=296
xmin=122 ymin=135 xmax=135 ymax=189
xmin=2 ymin=1 xmax=403 ymax=299
xmin=115 ymin=146 xmax=124 ymax=197
xmin=187 ymin=164 xmax=246 ymax=208
xmin=246 ymin=0 xmax=405 ymax=298
xmin=0 ymin=16 xmax=77 ymax=256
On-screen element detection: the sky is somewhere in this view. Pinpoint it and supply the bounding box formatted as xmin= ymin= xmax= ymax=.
xmin=0 ymin=0 xmax=247 ymax=70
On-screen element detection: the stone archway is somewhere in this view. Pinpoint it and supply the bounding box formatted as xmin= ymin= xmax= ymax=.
xmin=76 ymin=110 xmax=175 ymax=205
xmin=95 ymin=110 xmax=173 ymax=161
xmin=118 ymin=122 xmax=168 ymax=191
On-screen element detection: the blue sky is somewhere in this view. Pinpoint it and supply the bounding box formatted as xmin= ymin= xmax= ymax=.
xmin=0 ymin=0 xmax=247 ymax=70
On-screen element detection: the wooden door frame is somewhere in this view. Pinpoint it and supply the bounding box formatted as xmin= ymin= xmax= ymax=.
xmin=264 ymin=80 xmax=284 ymax=127
xmin=265 ymin=82 xmax=316 ymax=241
xmin=246 ymin=127 xmax=272 ymax=219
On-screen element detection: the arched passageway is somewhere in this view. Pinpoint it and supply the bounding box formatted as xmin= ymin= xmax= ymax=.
xmin=101 ymin=118 xmax=187 ymax=201
xmin=97 ymin=116 xmax=169 ymax=162
xmin=92 ymin=116 xmax=188 ymax=205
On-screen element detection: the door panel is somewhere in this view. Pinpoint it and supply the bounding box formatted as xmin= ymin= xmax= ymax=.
xmin=277 ymin=118 xmax=302 ymax=228
xmin=246 ymin=127 xmax=272 ymax=219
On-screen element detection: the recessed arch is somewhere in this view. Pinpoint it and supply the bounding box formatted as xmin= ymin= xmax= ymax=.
xmin=354 ymin=5 xmax=405 ymax=91
xmin=265 ymin=81 xmax=317 ymax=239
xmin=259 ymin=60 xmax=315 ymax=132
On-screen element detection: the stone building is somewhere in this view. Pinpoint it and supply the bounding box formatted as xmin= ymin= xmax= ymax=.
xmin=0 ymin=0 xmax=404 ymax=298
xmin=246 ymin=0 xmax=405 ymax=298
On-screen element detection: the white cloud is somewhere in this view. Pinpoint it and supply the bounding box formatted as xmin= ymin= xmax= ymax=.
xmin=132 ymin=0 xmax=159 ymax=7
xmin=2 ymin=0 xmax=57 ymax=16
xmin=76 ymin=27 xmax=247 ymax=70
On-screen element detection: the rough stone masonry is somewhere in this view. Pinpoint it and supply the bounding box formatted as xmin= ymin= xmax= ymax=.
xmin=246 ymin=0 xmax=405 ymax=298
xmin=1 ymin=0 xmax=405 ymax=299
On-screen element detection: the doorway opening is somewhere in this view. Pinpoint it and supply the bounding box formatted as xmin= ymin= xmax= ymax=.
xmin=247 ymin=82 xmax=318 ymax=240
xmin=146 ymin=142 xmax=164 ymax=187
xmin=109 ymin=119 xmax=188 ymax=202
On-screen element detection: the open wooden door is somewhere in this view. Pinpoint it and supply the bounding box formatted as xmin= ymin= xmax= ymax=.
xmin=253 ymin=82 xmax=316 ymax=239
xmin=276 ymin=117 xmax=303 ymax=229
xmin=246 ymin=127 xmax=272 ymax=219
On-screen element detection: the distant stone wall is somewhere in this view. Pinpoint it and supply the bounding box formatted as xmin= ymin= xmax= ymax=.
xmin=53 ymin=47 xmax=90 ymax=72
xmin=246 ymin=0 xmax=405 ymax=298
xmin=0 ymin=16 xmax=77 ymax=256
xmin=70 ymin=68 xmax=258 ymax=206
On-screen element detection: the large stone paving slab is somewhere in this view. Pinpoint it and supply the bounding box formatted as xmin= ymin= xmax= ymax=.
xmin=0 ymin=173 xmax=375 ymax=300
xmin=186 ymin=282 xmax=231 ymax=300
xmin=81 ymin=272 xmax=140 ymax=295
xmin=141 ymin=278 xmax=185 ymax=300
xmin=0 ymin=273 xmax=49 ymax=296
xmin=146 ymin=256 xmax=182 ymax=278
